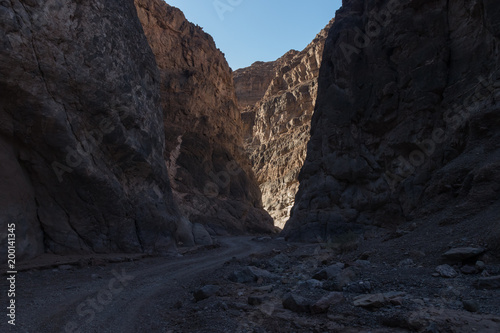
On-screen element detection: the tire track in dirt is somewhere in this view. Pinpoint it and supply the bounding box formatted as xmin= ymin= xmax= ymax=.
xmin=15 ymin=237 xmax=274 ymax=333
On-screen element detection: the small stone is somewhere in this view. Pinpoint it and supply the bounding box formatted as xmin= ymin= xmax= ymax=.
xmin=312 ymin=263 xmax=345 ymax=281
xmin=345 ymin=281 xmax=372 ymax=293
xmin=320 ymin=267 xmax=356 ymax=292
xmin=436 ymin=264 xmax=458 ymax=278
xmin=299 ymin=279 xmax=323 ymax=289
xmin=475 ymin=275 xmax=500 ymax=290
xmin=463 ymin=300 xmax=479 ymax=312
xmin=460 ymin=265 xmax=477 ymax=274
xmin=442 ymin=247 xmax=485 ymax=261
xmin=354 ymin=260 xmax=371 ymax=268
xmin=193 ymin=285 xmax=220 ymax=301
xmin=353 ymin=294 xmax=386 ymax=308
xmin=399 ymin=259 xmax=414 ymax=267
xmin=475 ymin=261 xmax=486 ymax=271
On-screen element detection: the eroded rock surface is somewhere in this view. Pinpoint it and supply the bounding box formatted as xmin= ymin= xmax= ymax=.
xmin=134 ymin=0 xmax=273 ymax=236
xmin=0 ymin=0 xmax=180 ymax=259
xmin=283 ymin=0 xmax=500 ymax=242
xmin=234 ymin=21 xmax=333 ymax=228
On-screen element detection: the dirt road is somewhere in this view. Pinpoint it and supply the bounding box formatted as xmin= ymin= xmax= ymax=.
xmin=7 ymin=236 xmax=281 ymax=333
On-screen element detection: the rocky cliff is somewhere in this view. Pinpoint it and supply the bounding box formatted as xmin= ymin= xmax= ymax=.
xmin=134 ymin=0 xmax=273 ymax=237
xmin=283 ymin=0 xmax=500 ymax=243
xmin=0 ymin=0 xmax=181 ymax=259
xmin=235 ymin=22 xmax=333 ymax=228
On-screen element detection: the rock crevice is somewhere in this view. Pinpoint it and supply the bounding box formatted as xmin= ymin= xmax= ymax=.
xmin=134 ymin=0 xmax=273 ymax=237
xmin=234 ymin=20 xmax=334 ymax=228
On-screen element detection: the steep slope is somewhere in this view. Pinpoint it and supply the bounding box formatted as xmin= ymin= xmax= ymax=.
xmin=283 ymin=0 xmax=500 ymax=244
xmin=134 ymin=0 xmax=273 ymax=236
xmin=234 ymin=21 xmax=333 ymax=228
xmin=0 ymin=0 xmax=180 ymax=259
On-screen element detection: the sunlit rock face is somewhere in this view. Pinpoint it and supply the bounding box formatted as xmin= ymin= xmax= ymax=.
xmin=135 ymin=0 xmax=273 ymax=236
xmin=0 ymin=0 xmax=181 ymax=259
xmin=234 ymin=21 xmax=334 ymax=229
xmin=283 ymin=0 xmax=500 ymax=242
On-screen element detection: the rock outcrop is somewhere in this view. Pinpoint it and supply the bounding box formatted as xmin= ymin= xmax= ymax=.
xmin=0 ymin=0 xmax=181 ymax=259
xmin=283 ymin=0 xmax=500 ymax=242
xmin=234 ymin=21 xmax=333 ymax=228
xmin=134 ymin=0 xmax=273 ymax=236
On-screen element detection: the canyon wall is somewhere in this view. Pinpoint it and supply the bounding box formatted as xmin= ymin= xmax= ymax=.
xmin=235 ymin=21 xmax=333 ymax=228
xmin=0 ymin=0 xmax=181 ymax=259
xmin=134 ymin=0 xmax=273 ymax=237
xmin=283 ymin=0 xmax=500 ymax=242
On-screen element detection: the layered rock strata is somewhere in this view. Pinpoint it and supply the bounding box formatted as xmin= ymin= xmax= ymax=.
xmin=283 ymin=0 xmax=500 ymax=241
xmin=235 ymin=21 xmax=333 ymax=228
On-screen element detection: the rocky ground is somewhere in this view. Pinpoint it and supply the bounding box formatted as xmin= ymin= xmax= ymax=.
xmin=5 ymin=234 xmax=500 ymax=333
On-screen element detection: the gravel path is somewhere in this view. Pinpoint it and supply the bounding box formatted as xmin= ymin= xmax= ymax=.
xmin=5 ymin=237 xmax=279 ymax=333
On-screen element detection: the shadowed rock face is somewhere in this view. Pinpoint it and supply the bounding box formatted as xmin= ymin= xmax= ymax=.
xmin=234 ymin=21 xmax=333 ymax=229
xmin=0 ymin=0 xmax=181 ymax=259
xmin=134 ymin=0 xmax=273 ymax=236
xmin=283 ymin=0 xmax=500 ymax=242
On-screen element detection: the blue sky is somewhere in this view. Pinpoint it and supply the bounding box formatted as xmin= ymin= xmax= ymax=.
xmin=164 ymin=0 xmax=342 ymax=70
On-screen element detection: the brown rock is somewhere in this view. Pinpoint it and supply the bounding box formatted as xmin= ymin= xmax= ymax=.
xmin=234 ymin=21 xmax=334 ymax=229
xmin=134 ymin=0 xmax=273 ymax=236
xmin=0 ymin=0 xmax=180 ymax=258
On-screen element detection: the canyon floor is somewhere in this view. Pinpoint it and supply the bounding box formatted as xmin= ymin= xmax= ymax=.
xmin=6 ymin=235 xmax=500 ymax=333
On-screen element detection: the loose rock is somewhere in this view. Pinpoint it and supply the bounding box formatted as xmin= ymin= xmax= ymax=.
xmin=311 ymin=292 xmax=345 ymax=314
xmin=442 ymin=248 xmax=485 ymax=261
xmin=435 ymin=265 xmax=458 ymax=278
xmin=194 ymin=285 xmax=220 ymax=301
xmin=282 ymin=293 xmax=313 ymax=313
xmin=312 ymin=263 xmax=345 ymax=281
xmin=475 ymin=275 xmax=500 ymax=290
